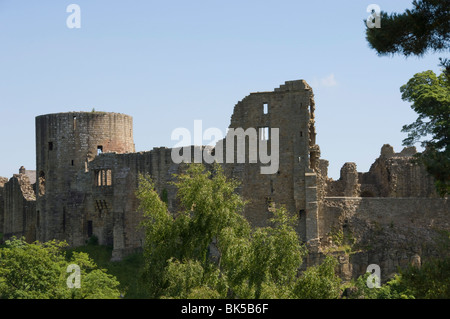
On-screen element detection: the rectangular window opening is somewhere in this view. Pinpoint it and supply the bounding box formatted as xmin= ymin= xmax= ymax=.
xmin=263 ymin=103 xmax=268 ymax=114
xmin=259 ymin=127 xmax=269 ymax=141
xmin=97 ymin=146 xmax=103 ymax=155
xmin=106 ymin=169 xmax=112 ymax=186
xmin=48 ymin=142 xmax=53 ymax=151
xmin=87 ymin=221 xmax=93 ymax=237
xmin=95 ymin=169 xmax=112 ymax=187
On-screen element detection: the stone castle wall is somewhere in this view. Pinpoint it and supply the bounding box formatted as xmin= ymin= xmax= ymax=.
xmin=319 ymin=197 xmax=449 ymax=280
xmin=35 ymin=112 xmax=135 ymax=246
xmin=222 ymin=80 xmax=319 ymax=242
xmin=1 ymin=172 xmax=36 ymax=242
xmin=0 ymin=80 xmax=447 ymax=282
xmin=317 ymin=143 xmax=448 ymax=279
xmin=0 ymin=177 xmax=8 ymax=239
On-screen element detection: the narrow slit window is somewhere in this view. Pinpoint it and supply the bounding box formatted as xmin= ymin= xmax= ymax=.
xmin=48 ymin=142 xmax=53 ymax=151
xmin=263 ymin=103 xmax=268 ymax=114
xmin=259 ymin=127 xmax=269 ymax=141
xmin=87 ymin=221 xmax=93 ymax=237
xmin=96 ymin=170 xmax=101 ymax=186
xmin=39 ymin=171 xmax=46 ymax=195
xmin=106 ymin=169 xmax=112 ymax=186
xmin=101 ymin=170 xmax=106 ymax=186
xmin=73 ymin=116 xmax=77 ymax=130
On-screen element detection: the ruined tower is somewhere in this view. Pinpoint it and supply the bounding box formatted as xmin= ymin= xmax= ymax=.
xmin=224 ymin=80 xmax=320 ymax=244
xmin=35 ymin=112 xmax=135 ymax=246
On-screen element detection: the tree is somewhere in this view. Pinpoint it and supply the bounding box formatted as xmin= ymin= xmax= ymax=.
xmin=291 ymin=256 xmax=342 ymax=299
xmin=400 ymin=68 xmax=450 ymax=195
xmin=365 ymin=0 xmax=449 ymax=57
xmin=0 ymin=238 xmax=121 ymax=299
xmin=365 ymin=0 xmax=450 ymax=195
xmin=137 ymin=163 xmax=249 ymax=298
xmin=137 ymin=163 xmax=323 ymax=299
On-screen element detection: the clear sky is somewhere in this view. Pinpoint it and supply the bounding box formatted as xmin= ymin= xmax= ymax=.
xmin=0 ymin=0 xmax=444 ymax=179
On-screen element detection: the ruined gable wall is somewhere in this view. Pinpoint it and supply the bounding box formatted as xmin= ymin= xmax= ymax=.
xmin=2 ymin=173 xmax=36 ymax=242
xmin=359 ymin=144 xmax=437 ymax=197
xmin=325 ymin=145 xmax=437 ymax=198
xmin=223 ymin=80 xmax=318 ymax=242
xmin=324 ymin=162 xmax=360 ymax=197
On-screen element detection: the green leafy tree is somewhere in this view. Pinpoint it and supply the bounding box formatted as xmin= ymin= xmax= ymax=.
xmin=247 ymin=207 xmax=306 ymax=299
xmin=0 ymin=238 xmax=120 ymax=299
xmin=138 ymin=163 xmax=248 ymax=298
xmin=291 ymin=256 xmax=342 ymax=299
xmin=400 ymin=68 xmax=450 ymax=195
xmin=346 ymin=272 xmax=414 ymax=299
xmin=365 ymin=0 xmax=449 ymax=57
xmin=397 ymin=257 xmax=450 ymax=298
xmin=366 ymin=0 xmax=450 ymax=195
xmin=137 ymin=163 xmax=318 ymax=299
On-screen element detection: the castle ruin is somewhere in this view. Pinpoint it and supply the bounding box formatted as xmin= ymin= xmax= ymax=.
xmin=0 ymin=80 xmax=448 ymax=280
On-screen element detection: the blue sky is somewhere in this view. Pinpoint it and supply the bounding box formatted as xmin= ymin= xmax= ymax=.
xmin=0 ymin=0 xmax=444 ymax=179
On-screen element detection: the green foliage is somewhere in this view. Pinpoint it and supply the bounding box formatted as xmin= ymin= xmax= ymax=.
xmin=365 ymin=0 xmax=450 ymax=57
xmin=365 ymin=0 xmax=450 ymax=196
xmin=137 ymin=163 xmax=314 ymax=299
xmin=161 ymin=258 xmax=223 ymax=299
xmin=400 ymin=68 xmax=450 ymax=195
xmin=246 ymin=207 xmax=306 ymax=298
xmin=66 ymin=244 xmax=149 ymax=298
xmin=0 ymin=237 xmax=121 ymax=299
xmin=324 ymin=227 xmax=355 ymax=254
xmin=86 ymin=234 xmax=99 ymax=246
xmin=160 ymin=188 xmax=169 ymax=204
xmin=292 ymin=256 xmax=342 ymax=299
xmin=138 ymin=163 xmax=450 ymax=300
xmin=347 ymin=230 xmax=450 ymax=299
xmin=397 ymin=256 xmax=450 ymax=298
xmin=138 ymin=164 xmax=248 ymax=298
xmin=347 ymin=273 xmax=414 ymax=299
xmin=329 ymin=227 xmax=344 ymax=246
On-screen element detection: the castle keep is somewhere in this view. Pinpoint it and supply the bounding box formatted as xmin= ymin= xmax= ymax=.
xmin=1 ymin=80 xmax=448 ymax=278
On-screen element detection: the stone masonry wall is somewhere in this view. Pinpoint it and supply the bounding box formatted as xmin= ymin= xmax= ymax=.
xmin=89 ymin=146 xmax=207 ymax=260
xmin=0 ymin=177 xmax=8 ymax=240
xmin=35 ymin=112 xmax=135 ymax=246
xmin=2 ymin=172 xmax=36 ymax=242
xmin=222 ymin=80 xmax=319 ymax=243
xmin=1 ymin=79 xmax=447 ymax=275
xmin=319 ymin=197 xmax=449 ymax=280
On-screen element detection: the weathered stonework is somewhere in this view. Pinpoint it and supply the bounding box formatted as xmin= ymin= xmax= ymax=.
xmin=35 ymin=112 xmax=135 ymax=246
xmin=319 ymin=144 xmax=448 ymax=279
xmin=1 ymin=169 xmax=36 ymax=242
xmin=0 ymin=177 xmax=8 ymax=238
xmin=1 ymin=80 xmax=448 ymax=282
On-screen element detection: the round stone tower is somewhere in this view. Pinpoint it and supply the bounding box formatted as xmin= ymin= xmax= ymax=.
xmin=35 ymin=112 xmax=135 ymax=245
